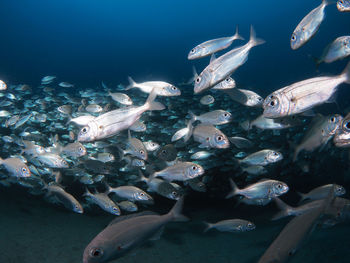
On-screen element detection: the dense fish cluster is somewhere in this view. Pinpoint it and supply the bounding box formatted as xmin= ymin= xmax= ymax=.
xmin=0 ymin=1 xmax=350 ymax=262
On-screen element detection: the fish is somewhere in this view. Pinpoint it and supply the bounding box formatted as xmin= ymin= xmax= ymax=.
xmin=334 ymin=112 xmax=350 ymax=147
xmin=78 ymin=89 xmax=165 ymax=142
xmin=84 ymin=189 xmax=121 ymax=215
xmin=203 ymin=219 xmax=255 ymax=233
xmin=229 ymin=137 xmax=254 ymax=149
xmin=108 ymin=91 xmax=133 ymax=105
xmin=59 ymin=142 xmax=87 ymax=158
xmin=226 ymin=178 xmax=289 ymax=199
xmin=152 ymin=161 xmax=204 ymax=182
xmin=41 ymin=76 xmax=56 ymax=83
xmin=35 ymin=153 xmax=69 ymax=168
xmin=57 ymin=105 xmax=72 ymax=115
xmin=188 ymin=26 xmax=243 ymax=60
xmin=156 ymin=144 xmax=178 ymax=162
xmin=236 ymin=196 xmax=272 ymax=207
xmin=315 ymin=36 xmax=350 ymax=65
xmin=194 ymin=26 xmax=265 ymax=94
xmin=0 ymin=157 xmax=31 ymax=177
xmin=91 ymin=153 xmax=115 ymax=163
xmin=122 ymin=130 xmax=148 ymax=160
xmin=0 ymin=80 xmax=7 ymax=90
xmin=263 ymin=62 xmax=350 ymax=118
xmin=190 ymin=151 xmax=213 ymax=160
xmin=0 ymin=110 xmax=11 ymax=117
xmin=298 ymin=184 xmax=346 ymax=203
xmin=44 ymin=182 xmax=83 ymax=214
xmin=59 ymin=82 xmax=74 ymax=88
xmin=241 ymin=115 xmax=301 ymax=130
xmin=14 ymin=113 xmax=33 ymax=129
xmin=86 ymin=104 xmax=103 ymax=113
xmin=293 ymin=114 xmax=342 ymax=161
xmin=211 ymin=77 xmax=236 ymax=90
xmin=258 ymin=186 xmax=335 ymax=263
xmin=105 ymin=184 xmax=153 ymax=204
xmin=337 ymin=0 xmax=350 ymax=11
xmin=224 ymin=88 xmax=264 ymax=107
xmin=290 ymin=0 xmax=329 ymax=50
xmin=241 ymin=165 xmax=268 ymax=176
xmin=82 ymin=197 xmax=188 ymax=263
xmin=143 ymin=141 xmax=160 ymax=152
xmin=117 ymin=201 xmax=138 ymax=212
xmin=126 ymin=77 xmax=181 ymax=96
xmin=129 ymin=120 xmax=146 ymax=132
xmin=189 ymin=110 xmax=232 ymax=125
xmin=68 ymin=115 xmax=96 ymax=126
xmin=238 ymin=149 xmax=283 ymax=167
xmin=200 ymin=95 xmax=215 ymax=105
xmin=192 ymin=124 xmax=230 ymax=149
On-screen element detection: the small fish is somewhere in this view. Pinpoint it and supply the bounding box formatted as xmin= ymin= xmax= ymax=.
xmin=0 ymin=80 xmax=7 ymax=90
xmin=203 ymin=219 xmax=255 ymax=233
xmin=82 ymin=197 xmax=187 ymax=263
xmin=193 ymin=124 xmax=230 ymax=149
xmin=337 ymin=0 xmax=350 ymax=11
xmin=14 ymin=113 xmax=33 ymax=129
xmin=241 ymin=115 xmax=301 ymax=130
xmin=84 ymin=189 xmax=121 ymax=215
xmin=242 ymin=165 xmax=268 ymax=176
xmin=200 ymin=95 xmax=215 ymax=105
xmin=226 ymin=178 xmax=289 ymax=199
xmin=290 ymin=0 xmax=329 ymax=50
xmin=156 ymin=144 xmax=178 ymax=162
xmin=224 ymin=88 xmax=263 ymax=107
xmin=86 ymin=104 xmax=103 ymax=113
xmin=41 ymin=76 xmax=56 ymax=83
xmin=293 ymin=114 xmax=342 ymax=161
xmin=315 ymin=36 xmax=350 ymax=65
xmin=60 ymin=142 xmax=87 ymax=158
xmin=108 ymin=91 xmax=133 ymax=105
xmin=0 ymin=157 xmax=31 ymax=177
xmin=2 ymin=135 xmax=13 ymax=143
xmin=143 ymin=141 xmax=160 ymax=152
xmin=188 ymin=26 xmax=243 ymax=60
xmin=122 ymin=130 xmax=148 ymax=160
xmin=0 ymin=110 xmax=11 ymax=117
xmin=263 ymin=62 xmax=350 ymax=118
xmin=59 ymin=82 xmax=74 ymax=88
xmin=68 ymin=115 xmax=95 ymax=126
xmin=35 ymin=153 xmax=69 ymax=168
xmin=153 ymin=161 xmax=204 ymax=182
xmin=117 ymin=201 xmax=138 ymax=212
xmin=211 ymin=77 xmax=236 ymax=90
xmin=106 ymin=184 xmax=153 ymax=204
xmin=57 ymin=105 xmax=72 ymax=115
xmin=21 ymin=140 xmax=45 ymax=156
xmin=229 ymin=137 xmax=253 ymax=149
xmin=126 ymin=77 xmax=181 ymax=96
xmin=93 ymin=153 xmax=115 ymax=163
xmin=238 ymin=149 xmax=283 ymax=167
xmin=189 ymin=110 xmax=232 ymax=125
xmin=298 ymin=184 xmax=346 ymax=203
xmin=190 ymin=151 xmax=213 ymax=160
xmin=334 ymin=112 xmax=350 ymax=147
xmin=194 ymin=26 xmax=264 ymax=94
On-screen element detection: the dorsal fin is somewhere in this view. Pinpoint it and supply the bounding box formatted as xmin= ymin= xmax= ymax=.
xmin=210 ymin=53 xmax=217 ymax=63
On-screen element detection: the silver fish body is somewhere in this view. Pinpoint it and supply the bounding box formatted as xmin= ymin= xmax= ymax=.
xmin=153 ymin=161 xmax=204 ymax=182
xmin=193 ymin=124 xmax=230 ymax=149
xmin=106 ymin=185 xmax=153 ymax=204
xmin=204 ymin=219 xmax=255 ymax=233
xmin=318 ymin=36 xmax=350 ymax=64
xmin=0 ymin=157 xmax=31 ymax=177
xmin=126 ymin=77 xmax=180 ymax=96
xmin=189 ymin=110 xmax=232 ymax=125
xmin=239 ymin=149 xmax=283 ymax=167
xmin=224 ymin=88 xmax=263 ymax=107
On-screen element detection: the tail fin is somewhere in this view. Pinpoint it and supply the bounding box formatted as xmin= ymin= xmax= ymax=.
xmin=184 ymin=119 xmax=194 ymax=142
xmin=188 ymin=111 xmax=197 ymax=122
xmin=136 ymin=169 xmax=149 ymax=183
xmin=101 ymin=81 xmax=108 ymax=90
xmin=322 ymin=0 xmax=331 ymax=7
xmin=293 ymin=145 xmax=302 ymax=162
xmin=171 ymin=119 xmax=194 ymax=143
xmin=240 ymin=120 xmax=251 ymax=131
xmin=226 ymin=178 xmax=239 ymax=199
xmin=203 ymin=222 xmax=213 ymax=233
xmin=248 ymin=25 xmax=265 ymax=47
xmin=125 ymin=76 xmax=137 ymax=90
xmin=297 ymin=191 xmax=307 ymax=203
xmin=144 ymin=89 xmax=165 ymax=111
xmin=271 ymin=198 xmax=293 ymax=220
xmin=341 ymin=61 xmax=350 ymax=84
xmin=103 ymin=182 xmax=112 ymax=194
xmin=233 ymin=25 xmax=244 ymax=41
xmin=168 ymin=196 xmax=189 ymax=222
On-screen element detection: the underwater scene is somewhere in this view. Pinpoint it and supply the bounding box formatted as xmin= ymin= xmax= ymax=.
xmin=1 ymin=0 xmax=350 ymax=262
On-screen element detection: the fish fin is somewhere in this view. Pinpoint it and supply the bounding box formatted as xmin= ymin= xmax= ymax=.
xmin=297 ymin=192 xmax=307 ymax=204
xmin=168 ymin=196 xmax=189 ymax=222
xmin=184 ymin=119 xmax=194 ymax=142
xmin=198 ymin=142 xmax=209 ymax=148
xmin=226 ymin=178 xmax=239 ymax=199
xmin=240 ymin=120 xmax=251 ymax=131
xmin=203 ymin=221 xmax=213 ymax=233
xmin=300 ymin=109 xmax=316 ymax=117
xmin=103 ymin=181 xmax=112 ymax=194
xmin=341 ymin=61 xmax=350 ymax=84
xmin=192 ymin=66 xmax=198 ymax=80
xmin=83 ymin=187 xmax=93 ymax=198
xmin=210 ymin=53 xmax=216 ymax=63
xmin=229 ymin=136 xmax=253 ymax=149
xmin=271 ymin=198 xmax=293 ymax=220
xmin=293 ymin=145 xmax=302 ymax=162
xmin=233 ymin=25 xmax=244 ymax=41
xmin=171 ymin=127 xmax=189 ymax=142
xmin=125 ymin=76 xmax=136 ymax=90
xmin=136 ymin=169 xmax=149 ymax=183
xmin=322 ymin=0 xmax=332 ymax=7
xmin=188 ymin=111 xmax=197 ymax=122
xmin=248 ymin=25 xmax=265 ymax=47
xmin=149 ymin=226 xmax=164 ymax=241
xmin=144 ymin=89 xmax=165 ymax=111
xmin=108 ymin=211 xmax=159 ymax=227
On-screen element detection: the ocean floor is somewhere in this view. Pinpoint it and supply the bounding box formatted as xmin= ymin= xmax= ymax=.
xmin=1 ymin=187 xmax=350 ymax=263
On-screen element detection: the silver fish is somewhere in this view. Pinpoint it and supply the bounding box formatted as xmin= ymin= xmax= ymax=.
xmin=143 ymin=141 xmax=160 ymax=152
xmin=0 ymin=157 xmax=31 ymax=177
xmin=211 ymin=77 xmax=236 ymax=90
xmin=189 ymin=110 xmax=232 ymax=125
xmin=60 ymin=142 xmax=87 ymax=158
xmin=126 ymin=76 xmax=181 ymax=96
xmin=290 ymin=0 xmax=329 ymax=50
xmin=226 ymin=178 xmax=289 ymax=199
xmin=59 ymin=82 xmax=74 ymax=88
xmin=263 ymin=62 xmax=350 ymax=118
xmin=188 ymin=26 xmax=243 ymax=60
xmin=117 ymin=201 xmax=138 ymax=212
xmin=194 ymin=26 xmax=265 ymax=94
xmin=193 ymin=124 xmax=230 ymax=149
xmin=190 ymin=151 xmax=213 ymax=160
xmin=15 ymin=113 xmax=33 ymax=129
xmin=78 ymin=90 xmax=165 ymax=142
xmin=35 ymin=153 xmax=69 ymax=168
xmin=153 ymin=161 xmax=204 ymax=182
xmin=229 ymin=137 xmax=253 ymax=149
xmin=238 ymin=149 xmax=283 ymax=167
xmin=106 ymin=184 xmax=153 ymax=204
xmin=337 ymin=0 xmax=350 ymax=11
xmin=316 ymin=36 xmax=350 ymax=65
xmin=298 ymin=184 xmax=346 ymax=203
xmin=203 ymin=219 xmax=255 ymax=233
xmin=58 ymin=105 xmax=72 ymax=115
xmin=86 ymin=104 xmax=103 ymax=113
xmin=293 ymin=114 xmax=342 ymax=161
xmin=82 ymin=197 xmax=187 ymax=263
xmin=84 ymin=189 xmax=121 ymax=215
xmin=224 ymin=88 xmax=263 ymax=107
xmin=108 ymin=91 xmax=133 ymax=105
xmin=41 ymin=76 xmax=56 ymax=83
xmin=199 ymin=95 xmax=215 ymax=105
xmin=334 ymin=112 xmax=350 ymax=147
xmin=123 ymin=130 xmax=148 ymax=160
xmin=0 ymin=80 xmax=7 ymax=90
xmin=241 ymin=115 xmax=301 ymax=130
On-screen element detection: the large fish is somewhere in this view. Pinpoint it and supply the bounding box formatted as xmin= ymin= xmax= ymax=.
xmin=82 ymin=197 xmax=188 ymax=263
xmin=263 ymin=62 xmax=350 ymax=118
xmin=290 ymin=0 xmax=329 ymax=50
xmin=194 ymin=26 xmax=264 ymax=94
xmin=188 ymin=26 xmax=244 ymax=60
xmin=126 ymin=77 xmax=180 ymax=96
xmin=315 ymin=36 xmax=350 ymax=65
xmin=78 ymin=90 xmax=165 ymax=142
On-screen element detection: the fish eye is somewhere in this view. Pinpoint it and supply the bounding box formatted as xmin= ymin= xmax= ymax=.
xmin=162 ymin=150 xmax=167 ymax=154
xmin=171 ymin=86 xmax=177 ymax=90
xmin=224 ymin=113 xmax=228 ymax=117
xmin=112 ymin=207 xmax=119 ymax=212
xmin=291 ymin=34 xmax=296 ymax=41
xmin=331 ymin=117 xmax=335 ymax=122
xmin=196 ymin=77 xmax=200 ymax=83
xmin=277 ymin=183 xmax=282 ymax=189
xmin=140 ymin=192 xmax=145 ymax=196
xmin=22 ymin=167 xmax=27 ymax=172
xmin=90 ymin=248 xmax=103 ymax=257
xmin=79 ymin=147 xmax=83 ymax=151
xmin=191 ymin=49 xmax=195 ymax=53
xmin=139 ymin=150 xmax=144 ymax=154
xmin=258 ymin=97 xmax=263 ymax=101
xmin=217 ymin=135 xmax=223 ymax=141
xmin=82 ymin=127 xmax=87 ymax=133
xmin=172 ymin=191 xmax=178 ymax=197
xmin=344 ymin=121 xmax=350 ymax=131
xmin=225 ymin=78 xmax=230 ymax=82
xmin=247 ymin=223 xmax=253 ymax=228
xmin=192 ymin=166 xmax=197 ymax=170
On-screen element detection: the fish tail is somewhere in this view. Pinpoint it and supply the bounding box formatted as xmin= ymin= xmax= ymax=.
xmin=292 ymin=146 xmax=301 ymax=162
xmin=342 ymin=61 xmax=350 ymax=84
xmin=168 ymin=196 xmax=189 ymax=222
xmin=188 ymin=111 xmax=197 ymax=122
xmin=144 ymin=89 xmax=166 ymax=111
xmin=136 ymin=169 xmax=149 ymax=183
xmin=248 ymin=25 xmax=265 ymax=47
xmin=125 ymin=76 xmax=136 ymax=90
xmin=103 ymin=181 xmax=112 ymax=194
xmin=240 ymin=120 xmax=251 ymax=131
xmin=271 ymin=198 xmax=293 ymax=220
xmin=203 ymin=221 xmax=213 ymax=233
xmin=296 ymin=192 xmax=307 ymax=203
xmin=233 ymin=25 xmax=244 ymax=41
xmin=226 ymin=178 xmax=239 ymax=199
xmin=83 ymin=187 xmax=92 ymax=198
xmin=322 ymin=0 xmax=331 ymax=7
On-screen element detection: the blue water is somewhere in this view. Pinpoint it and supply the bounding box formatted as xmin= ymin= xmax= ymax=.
xmin=1 ymin=1 xmax=350 ymax=262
